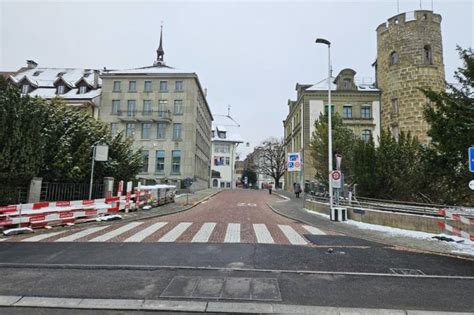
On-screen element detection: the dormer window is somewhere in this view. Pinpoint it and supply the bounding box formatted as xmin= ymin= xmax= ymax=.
xmin=21 ymin=85 xmax=29 ymax=94
xmin=343 ymin=78 xmax=351 ymax=89
xmin=57 ymin=72 xmax=66 ymax=77
xmin=57 ymin=85 xmax=65 ymax=95
xmin=33 ymin=71 xmax=42 ymax=77
xmin=79 ymin=86 xmax=87 ymax=94
xmin=218 ymin=131 xmax=226 ymax=139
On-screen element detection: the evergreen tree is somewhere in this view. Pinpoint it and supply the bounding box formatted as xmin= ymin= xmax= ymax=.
xmin=352 ymin=137 xmax=376 ymax=197
xmin=309 ymin=113 xmax=356 ymax=186
xmin=422 ymin=46 xmax=474 ymax=204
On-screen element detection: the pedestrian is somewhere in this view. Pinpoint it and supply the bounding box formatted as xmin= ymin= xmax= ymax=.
xmin=294 ymin=183 xmax=301 ymax=198
xmin=268 ymin=184 xmax=272 ymax=195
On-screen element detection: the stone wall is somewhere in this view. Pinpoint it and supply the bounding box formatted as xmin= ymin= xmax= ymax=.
xmin=376 ymin=10 xmax=445 ymax=144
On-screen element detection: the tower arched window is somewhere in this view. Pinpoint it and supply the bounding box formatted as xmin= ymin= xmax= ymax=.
xmin=423 ymin=45 xmax=432 ymax=65
xmin=390 ymin=51 xmax=399 ymax=65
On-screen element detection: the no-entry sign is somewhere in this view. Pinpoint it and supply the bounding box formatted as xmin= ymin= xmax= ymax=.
xmin=331 ymin=171 xmax=342 ymax=189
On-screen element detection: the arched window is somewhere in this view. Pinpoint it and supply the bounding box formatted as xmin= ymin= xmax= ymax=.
xmin=390 ymin=51 xmax=399 ymax=65
xmin=423 ymin=45 xmax=432 ymax=65
xmin=361 ymin=130 xmax=372 ymax=143
xmin=212 ymin=179 xmax=218 ymax=187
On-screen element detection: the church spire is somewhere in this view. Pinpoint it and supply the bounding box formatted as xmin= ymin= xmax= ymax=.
xmin=155 ymin=23 xmax=165 ymax=66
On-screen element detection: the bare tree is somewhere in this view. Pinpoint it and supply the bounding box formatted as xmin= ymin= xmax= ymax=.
xmin=254 ymin=137 xmax=286 ymax=189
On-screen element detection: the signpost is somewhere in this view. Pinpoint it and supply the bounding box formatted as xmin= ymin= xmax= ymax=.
xmin=287 ymin=152 xmax=301 ymax=171
xmin=331 ymin=170 xmax=342 ymax=189
xmin=89 ymin=144 xmax=109 ymax=199
xmin=469 ymin=147 xmax=474 ymax=172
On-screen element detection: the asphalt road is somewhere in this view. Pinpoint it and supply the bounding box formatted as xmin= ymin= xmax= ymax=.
xmin=0 ymin=190 xmax=473 ymax=312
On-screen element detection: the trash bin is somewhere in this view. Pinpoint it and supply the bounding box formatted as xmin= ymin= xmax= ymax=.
xmin=331 ymin=207 xmax=347 ymax=222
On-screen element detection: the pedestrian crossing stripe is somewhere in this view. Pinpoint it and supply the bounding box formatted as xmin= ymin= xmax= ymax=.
xmin=15 ymin=222 xmax=326 ymax=245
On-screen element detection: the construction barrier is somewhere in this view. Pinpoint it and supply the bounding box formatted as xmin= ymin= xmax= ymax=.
xmin=0 ymin=180 xmax=176 ymax=231
xmin=438 ymin=209 xmax=474 ymax=241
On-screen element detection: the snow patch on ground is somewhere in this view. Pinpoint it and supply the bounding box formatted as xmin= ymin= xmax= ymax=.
xmin=303 ymin=208 xmax=474 ymax=256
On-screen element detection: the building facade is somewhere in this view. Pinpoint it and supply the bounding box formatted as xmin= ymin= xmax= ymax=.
xmin=210 ymin=115 xmax=243 ymax=189
xmin=376 ymin=10 xmax=445 ymax=144
xmin=8 ymin=60 xmax=102 ymax=118
xmin=99 ymin=29 xmax=213 ymax=190
xmin=283 ymin=68 xmax=380 ymax=191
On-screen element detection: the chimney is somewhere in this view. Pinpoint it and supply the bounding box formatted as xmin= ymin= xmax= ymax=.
xmin=204 ymin=88 xmax=207 ymax=98
xmin=93 ymin=69 xmax=100 ymax=88
xmin=26 ymin=60 xmax=38 ymax=69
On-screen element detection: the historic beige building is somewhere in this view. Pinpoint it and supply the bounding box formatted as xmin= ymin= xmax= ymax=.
xmin=283 ymin=69 xmax=380 ymax=191
xmin=376 ymin=10 xmax=445 ymax=143
xmin=99 ymin=28 xmax=213 ymax=190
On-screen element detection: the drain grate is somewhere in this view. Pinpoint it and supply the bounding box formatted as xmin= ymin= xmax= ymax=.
xmin=160 ymin=276 xmax=281 ymax=301
xmin=390 ymin=268 xmax=425 ymax=275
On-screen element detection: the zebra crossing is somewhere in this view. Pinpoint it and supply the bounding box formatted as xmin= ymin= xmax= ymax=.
xmin=6 ymin=221 xmax=327 ymax=245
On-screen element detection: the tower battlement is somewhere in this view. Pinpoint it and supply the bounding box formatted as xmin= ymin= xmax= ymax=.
xmin=376 ymin=10 xmax=442 ymax=34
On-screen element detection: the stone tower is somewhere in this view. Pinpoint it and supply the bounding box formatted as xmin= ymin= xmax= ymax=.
xmin=376 ymin=10 xmax=445 ymax=144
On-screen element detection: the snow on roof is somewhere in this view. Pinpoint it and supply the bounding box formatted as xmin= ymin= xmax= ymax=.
xmin=29 ymin=87 xmax=101 ymax=100
xmin=104 ymin=65 xmax=194 ymax=75
xmin=11 ymin=67 xmax=101 ymax=88
xmin=212 ymin=115 xmax=244 ymax=143
xmin=305 ymin=77 xmax=379 ymax=92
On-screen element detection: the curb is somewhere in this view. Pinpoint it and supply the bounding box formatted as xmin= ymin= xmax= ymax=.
xmin=266 ymin=201 xmax=474 ymax=262
xmin=1 ymin=295 xmax=472 ymax=314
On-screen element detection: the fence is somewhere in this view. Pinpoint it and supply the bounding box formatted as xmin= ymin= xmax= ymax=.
xmin=40 ymin=182 xmax=104 ymax=202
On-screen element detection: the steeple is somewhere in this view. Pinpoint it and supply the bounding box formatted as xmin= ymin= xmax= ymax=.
xmin=155 ymin=23 xmax=165 ymax=66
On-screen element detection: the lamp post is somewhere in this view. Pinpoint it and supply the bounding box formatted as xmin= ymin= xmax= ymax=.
xmin=315 ymin=38 xmax=333 ymax=211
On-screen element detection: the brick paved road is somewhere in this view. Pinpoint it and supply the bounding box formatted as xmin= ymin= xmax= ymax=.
xmin=3 ymin=190 xmax=331 ymax=245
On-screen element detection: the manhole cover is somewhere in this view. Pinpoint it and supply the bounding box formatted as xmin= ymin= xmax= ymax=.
xmin=161 ymin=276 xmax=281 ymax=301
xmin=390 ymin=268 xmax=425 ymax=275
xmin=305 ymin=235 xmax=386 ymax=247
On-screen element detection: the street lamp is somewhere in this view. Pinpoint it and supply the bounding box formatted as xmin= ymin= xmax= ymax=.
xmin=315 ymin=38 xmax=333 ymax=211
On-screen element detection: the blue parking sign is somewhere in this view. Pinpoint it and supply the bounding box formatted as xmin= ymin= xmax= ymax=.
xmin=469 ymin=147 xmax=474 ymax=172
xmin=289 ymin=154 xmax=298 ymax=162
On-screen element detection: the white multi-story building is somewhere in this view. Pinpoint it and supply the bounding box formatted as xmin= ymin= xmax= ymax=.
xmin=210 ymin=115 xmax=243 ymax=189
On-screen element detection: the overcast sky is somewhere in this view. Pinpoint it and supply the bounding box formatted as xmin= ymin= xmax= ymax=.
xmin=1 ymin=0 xmax=472 ymax=157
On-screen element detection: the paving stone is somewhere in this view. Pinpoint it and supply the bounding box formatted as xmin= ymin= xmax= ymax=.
xmin=0 ymin=296 xmax=22 ymax=306
xmin=142 ymin=299 xmax=207 ymax=311
xmin=15 ymin=297 xmax=82 ymax=308
xmin=251 ymin=278 xmax=281 ymax=301
xmin=77 ymin=298 xmax=144 ymax=310
xmin=193 ymin=277 xmax=225 ymax=298
xmin=222 ymin=277 xmax=252 ymax=300
xmin=206 ymin=301 xmax=273 ymax=313
xmin=160 ymin=276 xmax=199 ymax=298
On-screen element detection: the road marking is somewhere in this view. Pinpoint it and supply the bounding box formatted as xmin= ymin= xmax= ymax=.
xmin=253 ymin=224 xmax=274 ymax=244
xmin=278 ymin=225 xmax=307 ymax=245
xmin=302 ymin=225 xmax=326 ymax=235
xmin=192 ymin=223 xmax=216 ymax=243
xmin=158 ymin=222 xmax=192 ymax=242
xmin=56 ymin=226 xmax=109 ymax=242
xmin=224 ymin=223 xmax=240 ymax=243
xmin=124 ymin=222 xmax=168 ymax=242
xmin=21 ymin=231 xmax=65 ymax=242
xmin=89 ymin=222 xmax=144 ymax=242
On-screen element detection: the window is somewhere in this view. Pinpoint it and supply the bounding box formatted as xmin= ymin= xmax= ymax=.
xmin=174 ymin=100 xmax=184 ymax=115
xmin=129 ymin=81 xmax=136 ymax=92
xmin=57 ymin=85 xmax=65 ymax=95
xmin=173 ymin=123 xmax=182 ymax=140
xmin=175 ymin=81 xmax=183 ymax=91
xmin=33 ymin=71 xmax=42 ymax=76
xmin=142 ymin=150 xmax=149 ymax=173
xmin=226 ymin=182 xmax=231 ymax=188
xmin=157 ymin=123 xmax=166 ymax=139
xmin=160 ymin=81 xmax=168 ymax=92
xmin=390 ymin=51 xmax=399 ymax=65
xmin=361 ymin=105 xmax=371 ymax=119
xmin=343 ymin=79 xmax=351 ymax=89
xmin=324 ymin=105 xmax=335 ymax=116
xmin=127 ymin=100 xmax=136 ymax=117
xmin=144 ymin=81 xmax=152 ymax=92
xmin=220 ymin=182 xmax=225 ymax=188
xmin=171 ymin=150 xmax=181 ymax=174
xmin=113 ymin=81 xmax=121 ymax=92
xmin=112 ymin=100 xmax=121 ymax=115
xmin=141 ymin=123 xmax=151 ymax=139
xmin=343 ymin=105 xmax=352 ymax=118
xmin=225 ymin=157 xmax=230 ymax=165
xmin=79 ymin=86 xmax=87 ymax=94
xmin=391 ymin=98 xmax=399 ymax=117
xmin=212 ymin=179 xmax=218 ymax=187
xmin=126 ymin=123 xmax=135 ymax=138
xmin=423 ymin=45 xmax=432 ymax=65
xmin=158 ymin=100 xmax=168 ymax=117
xmin=156 ymin=150 xmax=165 ymax=173
xmin=21 ymin=85 xmax=29 ymax=94
xmin=143 ymin=100 xmax=152 ymax=115
xmin=110 ymin=123 xmax=118 ymax=136
xmin=361 ymin=130 xmax=372 ymax=143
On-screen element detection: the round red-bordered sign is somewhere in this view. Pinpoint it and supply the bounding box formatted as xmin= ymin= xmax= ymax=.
xmin=331 ymin=171 xmax=341 ymax=181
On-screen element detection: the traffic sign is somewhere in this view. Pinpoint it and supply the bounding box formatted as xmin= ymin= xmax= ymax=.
xmin=331 ymin=171 xmax=342 ymax=189
xmin=469 ymin=180 xmax=474 ymax=191
xmin=288 ymin=152 xmax=301 ymax=172
xmin=469 ymin=147 xmax=474 ymax=172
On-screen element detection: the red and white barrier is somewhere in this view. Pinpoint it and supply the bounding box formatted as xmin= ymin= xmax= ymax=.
xmin=438 ymin=209 xmax=474 ymax=241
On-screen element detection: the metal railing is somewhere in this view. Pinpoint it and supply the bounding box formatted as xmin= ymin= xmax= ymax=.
xmin=40 ymin=182 xmax=104 ymax=202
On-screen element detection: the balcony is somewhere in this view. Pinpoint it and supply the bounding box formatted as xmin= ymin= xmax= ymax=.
xmin=115 ymin=110 xmax=172 ymax=123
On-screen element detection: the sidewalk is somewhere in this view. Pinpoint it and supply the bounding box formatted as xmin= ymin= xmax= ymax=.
xmin=269 ymin=190 xmax=474 ymax=259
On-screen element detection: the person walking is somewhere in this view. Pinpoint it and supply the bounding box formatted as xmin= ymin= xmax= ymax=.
xmin=268 ymin=183 xmax=273 ymax=195
xmin=295 ymin=183 xmax=301 ymax=198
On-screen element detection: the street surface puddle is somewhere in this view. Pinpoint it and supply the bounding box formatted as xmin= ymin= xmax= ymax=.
xmin=161 ymin=276 xmax=281 ymax=301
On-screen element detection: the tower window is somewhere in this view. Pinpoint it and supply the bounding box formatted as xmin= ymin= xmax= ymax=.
xmin=391 ymin=98 xmax=399 ymax=118
xmin=390 ymin=51 xmax=399 ymax=65
xmin=423 ymin=45 xmax=432 ymax=65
